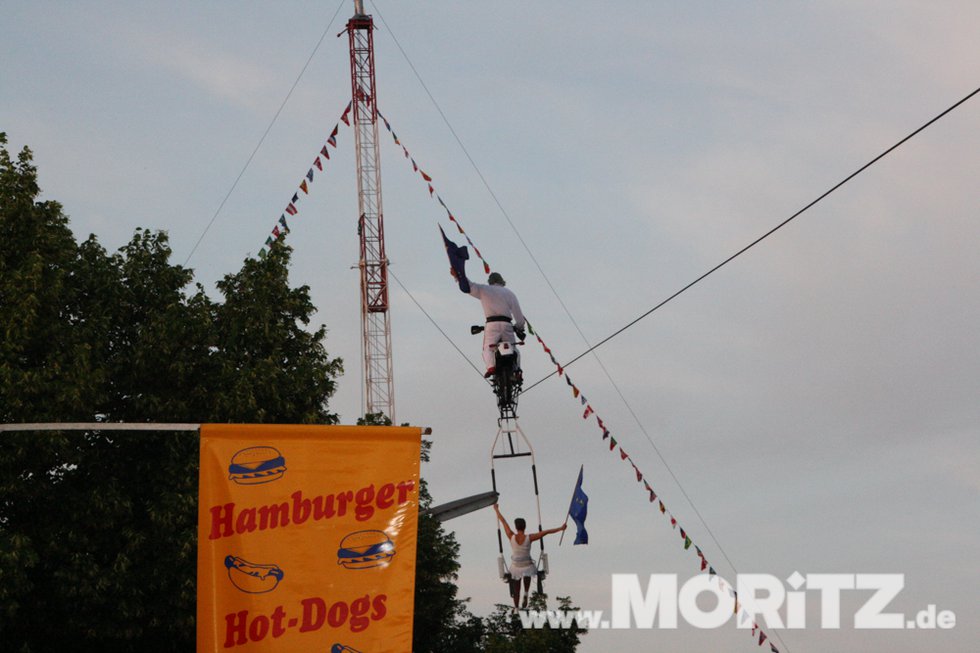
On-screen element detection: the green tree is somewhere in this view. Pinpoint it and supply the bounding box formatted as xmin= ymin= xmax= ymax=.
xmin=482 ymin=594 xmax=588 ymax=653
xmin=412 ymin=440 xmax=486 ymax=652
xmin=0 ymin=133 xmax=342 ymax=651
xmin=0 ymin=133 xmax=105 ymax=422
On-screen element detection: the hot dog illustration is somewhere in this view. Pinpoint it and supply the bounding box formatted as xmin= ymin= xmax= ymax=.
xmin=224 ymin=555 xmax=284 ymax=593
xmin=337 ymin=530 xmax=396 ymax=569
xmin=227 ymin=446 xmax=286 ymax=485
xmin=331 ymin=645 xmax=363 ymax=653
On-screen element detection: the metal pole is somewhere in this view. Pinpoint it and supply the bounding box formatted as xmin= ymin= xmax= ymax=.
xmin=0 ymin=423 xmax=200 ymax=432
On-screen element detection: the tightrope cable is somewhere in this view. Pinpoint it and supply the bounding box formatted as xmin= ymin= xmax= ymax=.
xmin=524 ymin=84 xmax=980 ymax=392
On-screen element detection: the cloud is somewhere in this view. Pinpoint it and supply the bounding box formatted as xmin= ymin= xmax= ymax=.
xmin=124 ymin=26 xmax=282 ymax=113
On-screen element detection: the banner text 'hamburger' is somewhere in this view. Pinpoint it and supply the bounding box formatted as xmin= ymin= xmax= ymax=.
xmin=208 ymin=481 xmax=416 ymax=540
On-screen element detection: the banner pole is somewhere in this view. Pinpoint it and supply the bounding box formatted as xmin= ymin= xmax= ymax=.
xmin=559 ymin=464 xmax=583 ymax=547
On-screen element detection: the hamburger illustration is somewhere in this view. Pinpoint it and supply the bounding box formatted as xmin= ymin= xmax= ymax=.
xmin=228 ymin=446 xmax=286 ymax=485
xmin=337 ymin=530 xmax=396 ymax=569
xmin=224 ymin=555 xmax=284 ymax=593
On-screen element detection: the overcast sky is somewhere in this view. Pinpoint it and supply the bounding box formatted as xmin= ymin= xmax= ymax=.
xmin=3 ymin=2 xmax=978 ymax=651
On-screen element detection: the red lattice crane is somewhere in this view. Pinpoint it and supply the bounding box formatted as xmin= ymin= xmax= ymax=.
xmin=346 ymin=1 xmax=394 ymax=421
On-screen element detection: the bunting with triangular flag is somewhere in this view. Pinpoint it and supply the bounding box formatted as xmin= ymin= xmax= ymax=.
xmin=258 ymin=104 xmax=347 ymax=255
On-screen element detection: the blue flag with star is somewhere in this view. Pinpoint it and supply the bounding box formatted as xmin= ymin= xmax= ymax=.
xmin=439 ymin=225 xmax=471 ymax=293
xmin=568 ymin=465 xmax=589 ymax=545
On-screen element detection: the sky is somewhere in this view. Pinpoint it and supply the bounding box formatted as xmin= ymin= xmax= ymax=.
xmin=2 ymin=1 xmax=979 ymax=651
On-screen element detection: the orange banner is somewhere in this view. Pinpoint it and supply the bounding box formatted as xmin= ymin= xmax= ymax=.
xmin=197 ymin=424 xmax=421 ymax=653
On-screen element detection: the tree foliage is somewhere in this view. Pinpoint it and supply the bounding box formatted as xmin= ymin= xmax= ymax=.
xmin=482 ymin=595 xmax=588 ymax=653
xmin=0 ymin=133 xmax=342 ymax=651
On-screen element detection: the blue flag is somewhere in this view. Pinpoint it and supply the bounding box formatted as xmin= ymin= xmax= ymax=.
xmin=568 ymin=465 xmax=589 ymax=545
xmin=439 ymin=225 xmax=471 ymax=293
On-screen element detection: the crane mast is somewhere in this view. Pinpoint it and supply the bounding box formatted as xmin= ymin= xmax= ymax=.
xmin=347 ymin=1 xmax=394 ymax=422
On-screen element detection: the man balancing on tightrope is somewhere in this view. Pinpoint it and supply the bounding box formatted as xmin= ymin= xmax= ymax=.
xmin=438 ymin=226 xmax=526 ymax=377
xmin=469 ymin=272 xmax=526 ymax=378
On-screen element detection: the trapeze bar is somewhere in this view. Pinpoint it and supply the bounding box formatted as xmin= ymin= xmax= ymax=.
xmin=492 ymin=452 xmax=533 ymax=460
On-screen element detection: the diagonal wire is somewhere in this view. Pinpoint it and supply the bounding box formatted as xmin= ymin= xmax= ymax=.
xmin=183 ymin=0 xmax=347 ymax=267
xmin=389 ymin=269 xmax=490 ymax=384
xmin=524 ymin=84 xmax=980 ymax=392
xmin=368 ymin=3 xmax=654 ymax=445
xmin=370 ymin=2 xmax=584 ymax=334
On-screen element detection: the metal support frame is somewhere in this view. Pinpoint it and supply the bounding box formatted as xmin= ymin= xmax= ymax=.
xmin=490 ymin=416 xmax=547 ymax=592
xmin=347 ymin=7 xmax=394 ymax=422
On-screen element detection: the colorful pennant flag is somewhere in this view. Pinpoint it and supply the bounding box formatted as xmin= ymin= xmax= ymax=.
xmin=259 ymin=103 xmax=348 ymax=256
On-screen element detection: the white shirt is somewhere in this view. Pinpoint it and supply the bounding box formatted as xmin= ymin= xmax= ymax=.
xmin=469 ymin=283 xmax=525 ymax=330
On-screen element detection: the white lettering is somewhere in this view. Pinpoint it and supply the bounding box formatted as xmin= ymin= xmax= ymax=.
xmin=854 ymin=574 xmax=904 ymax=629
xmin=611 ymin=573 xmax=677 ymax=628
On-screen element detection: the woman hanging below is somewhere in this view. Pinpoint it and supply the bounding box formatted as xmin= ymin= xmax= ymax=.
xmin=493 ymin=502 xmax=566 ymax=609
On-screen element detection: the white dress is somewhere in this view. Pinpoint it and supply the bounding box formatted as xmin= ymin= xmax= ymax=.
xmin=509 ymin=533 xmax=536 ymax=578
